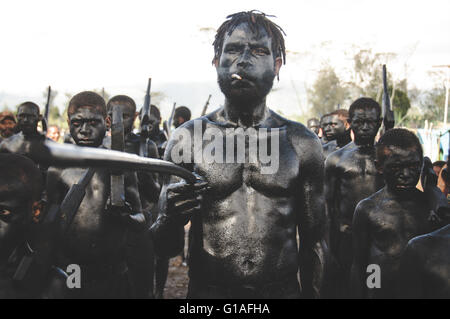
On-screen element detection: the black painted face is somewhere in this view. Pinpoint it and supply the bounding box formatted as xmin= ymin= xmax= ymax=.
xmin=69 ymin=106 xmax=107 ymax=147
xmin=17 ymin=105 xmax=40 ymax=135
xmin=322 ymin=114 xmax=346 ymax=141
xmin=174 ymin=116 xmax=186 ymax=129
xmin=0 ymin=183 xmax=31 ymax=225
xmin=149 ymin=113 xmax=160 ymax=136
xmin=216 ymin=22 xmax=279 ymax=106
xmin=307 ymin=119 xmax=320 ymax=135
xmin=350 ymin=108 xmax=381 ymax=145
xmin=109 ymin=102 xmax=135 ymax=135
xmin=380 ymin=146 xmax=422 ymax=193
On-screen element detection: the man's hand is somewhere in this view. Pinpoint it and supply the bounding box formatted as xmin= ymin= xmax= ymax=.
xmin=108 ymin=201 xmax=146 ymax=230
xmin=165 ymin=174 xmax=208 ymax=225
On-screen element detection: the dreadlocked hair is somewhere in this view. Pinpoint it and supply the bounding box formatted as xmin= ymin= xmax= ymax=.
xmin=212 ymin=10 xmax=286 ymax=66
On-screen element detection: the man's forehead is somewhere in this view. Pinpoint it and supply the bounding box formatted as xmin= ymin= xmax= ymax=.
xmin=352 ymin=108 xmax=379 ymax=118
xmin=385 ymin=145 xmax=421 ymax=159
xmin=70 ymin=106 xmax=104 ymax=118
xmin=18 ymin=105 xmax=39 ymax=115
xmin=327 ymin=114 xmax=342 ymax=122
xmin=110 ymin=102 xmax=135 ymax=114
xmin=224 ymin=22 xmax=271 ymax=44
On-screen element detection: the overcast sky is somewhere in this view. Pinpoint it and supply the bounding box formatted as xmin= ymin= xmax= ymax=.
xmin=0 ymin=0 xmax=449 ymax=118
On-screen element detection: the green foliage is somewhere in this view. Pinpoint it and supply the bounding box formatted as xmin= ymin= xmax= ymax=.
xmin=308 ymin=65 xmax=348 ymax=117
xmin=420 ymin=87 xmax=447 ymax=124
xmin=346 ymin=49 xmax=396 ymax=100
xmin=377 ymin=86 xmax=411 ymax=125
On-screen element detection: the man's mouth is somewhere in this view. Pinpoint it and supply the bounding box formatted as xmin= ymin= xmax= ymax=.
xmin=78 ymin=138 xmax=95 ymax=145
xmin=395 ymin=184 xmax=416 ymax=190
xmin=230 ymin=75 xmax=255 ymax=88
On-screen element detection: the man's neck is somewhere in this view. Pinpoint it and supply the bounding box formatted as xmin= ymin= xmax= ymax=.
xmin=385 ymin=185 xmax=419 ymax=201
xmin=150 ymin=128 xmax=162 ymax=140
xmin=22 ymin=130 xmax=40 ymax=138
xmin=223 ymin=98 xmax=268 ymax=128
xmin=336 ymin=130 xmax=352 ymax=148
xmin=354 ymin=136 xmax=375 ymax=148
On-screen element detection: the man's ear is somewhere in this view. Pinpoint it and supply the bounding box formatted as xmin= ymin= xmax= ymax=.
xmin=105 ymin=116 xmax=111 ymax=130
xmin=134 ymin=112 xmax=139 ymax=122
xmin=318 ymin=128 xmax=324 ymax=138
xmin=344 ymin=121 xmax=351 ymax=130
xmin=39 ymin=114 xmax=43 ymax=121
xmin=275 ymin=57 xmax=282 ymax=77
xmin=213 ymin=57 xmax=219 ymax=68
xmin=31 ymin=200 xmax=45 ymax=223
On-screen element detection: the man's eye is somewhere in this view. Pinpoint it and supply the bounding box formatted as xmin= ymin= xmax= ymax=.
xmin=89 ymin=121 xmax=98 ymax=125
xmin=0 ymin=209 xmax=11 ymax=216
xmin=72 ymin=121 xmax=80 ymax=126
xmin=253 ymin=48 xmax=268 ymax=55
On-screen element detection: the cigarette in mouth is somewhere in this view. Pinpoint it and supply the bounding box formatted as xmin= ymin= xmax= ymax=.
xmin=231 ymin=74 xmax=242 ymax=80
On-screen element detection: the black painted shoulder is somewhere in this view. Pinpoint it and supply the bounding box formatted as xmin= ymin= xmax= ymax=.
xmin=271 ymin=111 xmax=323 ymax=163
xmin=355 ymin=189 xmax=382 ymax=215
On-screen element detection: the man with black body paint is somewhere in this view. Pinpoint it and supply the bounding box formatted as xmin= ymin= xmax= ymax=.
xmin=173 ymin=106 xmax=192 ymax=129
xmin=307 ymin=118 xmax=320 ymax=137
xmin=324 ymin=97 xmax=384 ymax=297
xmin=106 ymin=95 xmax=160 ymax=298
xmin=136 ymin=102 xmax=171 ymax=298
xmin=0 ymin=102 xmax=47 ymax=162
xmin=319 ymin=114 xmax=331 ymax=145
xmin=321 ymin=109 xmax=351 ymax=158
xmin=45 ymin=91 xmax=146 ymax=298
xmin=397 ymin=223 xmax=450 ymax=298
xmin=0 ymin=154 xmax=46 ymax=298
xmin=144 ymin=105 xmax=167 ymax=159
xmin=396 ymin=156 xmax=450 ymax=299
xmin=151 ymin=11 xmax=326 ymax=299
xmin=351 ymin=129 xmax=441 ymax=298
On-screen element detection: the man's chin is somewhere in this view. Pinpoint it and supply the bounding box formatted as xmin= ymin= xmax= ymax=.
xmin=218 ymin=76 xmax=272 ymax=104
xmin=76 ymin=140 xmax=98 ymax=147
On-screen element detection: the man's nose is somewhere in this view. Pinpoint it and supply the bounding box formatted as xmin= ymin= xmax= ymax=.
xmin=237 ymin=48 xmax=252 ymax=68
xmin=80 ymin=123 xmax=90 ymax=134
xmin=398 ymin=167 xmax=412 ymax=179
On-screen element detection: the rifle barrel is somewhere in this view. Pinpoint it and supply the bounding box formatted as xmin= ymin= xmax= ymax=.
xmin=201 ymin=94 xmax=212 ymax=116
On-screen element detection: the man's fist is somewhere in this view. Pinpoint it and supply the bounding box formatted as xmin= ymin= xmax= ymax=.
xmin=165 ymin=174 xmax=208 ymax=225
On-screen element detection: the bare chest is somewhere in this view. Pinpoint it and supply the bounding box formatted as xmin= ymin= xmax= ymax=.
xmin=370 ymin=204 xmax=429 ymax=253
xmin=194 ymin=126 xmax=301 ymax=198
